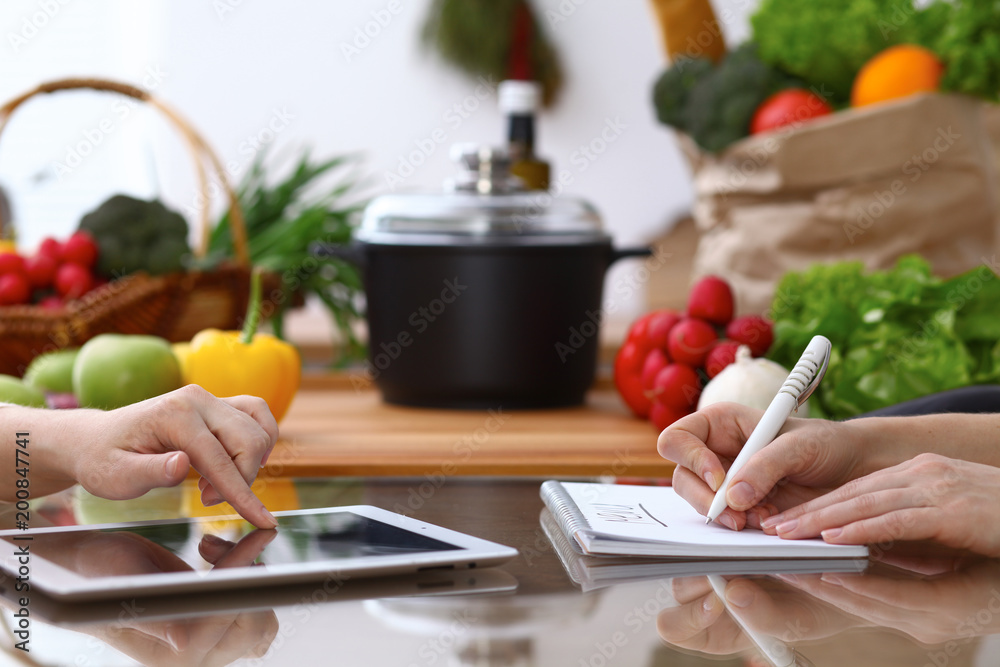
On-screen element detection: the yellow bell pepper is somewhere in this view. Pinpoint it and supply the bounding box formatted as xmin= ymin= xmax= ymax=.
xmin=185 ymin=269 xmax=301 ymax=422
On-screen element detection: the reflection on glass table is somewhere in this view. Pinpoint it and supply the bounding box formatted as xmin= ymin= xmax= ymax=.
xmin=657 ymin=556 xmax=1000 ymax=667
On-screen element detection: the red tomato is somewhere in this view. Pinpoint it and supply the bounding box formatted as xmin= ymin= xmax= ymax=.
xmin=614 ymin=339 xmax=653 ymax=419
xmin=55 ymin=262 xmax=93 ymax=299
xmin=62 ymin=231 xmax=99 ymax=268
xmin=0 ymin=273 xmax=30 ymax=305
xmin=750 ymin=88 xmax=833 ymax=135
xmin=0 ymin=252 xmax=24 ymax=275
xmin=23 ymin=254 xmax=58 ymax=287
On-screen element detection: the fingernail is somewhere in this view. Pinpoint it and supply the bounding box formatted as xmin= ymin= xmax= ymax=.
xmin=704 ymin=472 xmax=718 ymax=492
xmin=725 ymin=584 xmax=754 ymax=609
xmin=703 ymin=594 xmax=718 ymax=614
xmin=775 ymin=519 xmax=798 ymax=535
xmin=761 ymin=515 xmax=783 ymax=529
xmin=774 ymin=573 xmax=800 ymax=584
xmin=262 ymin=507 xmax=278 ymax=528
xmin=822 ymin=527 xmax=843 ymax=541
xmin=726 ymin=482 xmax=755 ymax=509
xmin=202 ymin=533 xmax=226 ymax=546
xmin=719 ymin=514 xmax=738 ymax=531
xmin=166 ymin=452 xmax=184 ymax=478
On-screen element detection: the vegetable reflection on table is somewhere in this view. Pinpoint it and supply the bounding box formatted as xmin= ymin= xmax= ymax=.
xmin=7 ymin=528 xmax=278 ymax=666
xmin=657 ymin=555 xmax=1000 ymax=666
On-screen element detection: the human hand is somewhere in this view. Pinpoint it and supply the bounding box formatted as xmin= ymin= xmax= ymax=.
xmin=63 ymin=385 xmax=278 ymax=529
xmin=657 ymin=403 xmax=866 ymax=531
xmin=656 ymin=575 xmax=860 ymax=657
xmin=761 ymin=454 xmax=1000 ymax=557
xmin=780 ymin=558 xmax=1000 ymax=646
xmin=64 ymin=529 xmax=279 ymax=666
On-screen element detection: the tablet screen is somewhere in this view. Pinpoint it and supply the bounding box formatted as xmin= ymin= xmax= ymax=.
xmin=12 ymin=511 xmax=462 ymax=579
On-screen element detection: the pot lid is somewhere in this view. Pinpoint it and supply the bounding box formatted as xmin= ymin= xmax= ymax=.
xmin=357 ymin=145 xmax=605 ymax=245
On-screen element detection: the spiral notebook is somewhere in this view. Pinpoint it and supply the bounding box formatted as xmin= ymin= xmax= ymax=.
xmin=540 ymin=481 xmax=869 ymax=559
xmin=539 ymin=509 xmax=869 ymax=592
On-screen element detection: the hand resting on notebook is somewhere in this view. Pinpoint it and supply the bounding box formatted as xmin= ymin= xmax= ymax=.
xmin=659 ymin=403 xmax=1000 ymax=557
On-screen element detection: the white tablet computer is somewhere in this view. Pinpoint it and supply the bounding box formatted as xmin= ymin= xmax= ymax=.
xmin=0 ymin=506 xmax=518 ymax=602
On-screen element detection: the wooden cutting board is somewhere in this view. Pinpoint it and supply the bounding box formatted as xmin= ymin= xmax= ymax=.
xmin=265 ymin=373 xmax=674 ymax=478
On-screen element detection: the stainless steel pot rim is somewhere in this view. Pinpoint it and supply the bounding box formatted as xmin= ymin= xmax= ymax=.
xmin=361 ymin=192 xmax=603 ymax=237
xmin=353 ymin=230 xmax=614 ymax=247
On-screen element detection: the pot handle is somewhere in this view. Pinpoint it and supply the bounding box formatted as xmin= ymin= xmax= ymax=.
xmin=609 ymin=246 xmax=653 ymax=265
xmin=311 ymin=241 xmax=367 ymax=268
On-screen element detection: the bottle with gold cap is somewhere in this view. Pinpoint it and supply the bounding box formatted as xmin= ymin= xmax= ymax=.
xmin=498 ymin=80 xmax=550 ymax=191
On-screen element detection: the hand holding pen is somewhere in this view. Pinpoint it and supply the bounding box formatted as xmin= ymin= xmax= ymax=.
xmin=658 ymin=336 xmax=855 ymax=532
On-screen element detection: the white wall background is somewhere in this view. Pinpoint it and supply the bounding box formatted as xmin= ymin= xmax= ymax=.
xmin=0 ymin=0 xmax=756 ymax=323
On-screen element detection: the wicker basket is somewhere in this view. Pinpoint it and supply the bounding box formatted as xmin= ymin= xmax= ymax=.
xmin=0 ymin=78 xmax=264 ymax=377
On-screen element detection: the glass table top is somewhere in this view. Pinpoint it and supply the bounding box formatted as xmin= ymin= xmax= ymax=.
xmin=2 ymin=477 xmax=999 ymax=667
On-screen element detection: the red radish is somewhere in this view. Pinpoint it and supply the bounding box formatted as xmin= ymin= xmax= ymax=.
xmin=705 ymin=340 xmax=741 ymax=378
xmin=725 ymin=315 xmax=774 ymax=357
xmin=0 ymin=272 xmax=30 ymax=305
xmin=646 ymin=309 xmax=682 ymax=350
xmin=55 ymin=262 xmax=93 ymax=299
xmin=23 ymin=254 xmax=58 ymax=287
xmin=61 ymin=231 xmax=99 ymax=268
xmin=687 ymin=276 xmax=734 ymax=325
xmin=667 ymin=318 xmax=718 ymax=367
xmin=651 ymin=401 xmax=691 ymax=432
xmin=641 ymin=348 xmax=670 ymax=390
xmin=38 ymin=295 xmax=64 ymax=311
xmin=37 ymin=237 xmax=62 ymax=260
xmin=0 ymin=252 xmax=24 ymax=275
xmin=651 ymin=363 xmax=702 ymax=410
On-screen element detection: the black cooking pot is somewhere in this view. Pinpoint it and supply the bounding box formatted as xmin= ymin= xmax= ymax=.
xmin=314 ymin=146 xmax=650 ymax=409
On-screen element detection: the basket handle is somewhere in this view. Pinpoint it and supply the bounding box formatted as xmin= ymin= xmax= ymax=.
xmin=0 ymin=77 xmax=249 ymax=266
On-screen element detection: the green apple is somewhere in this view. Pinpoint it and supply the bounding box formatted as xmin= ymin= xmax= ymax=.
xmin=24 ymin=348 xmax=79 ymax=394
xmin=74 ymin=334 xmax=183 ymax=410
xmin=0 ymin=375 xmax=47 ymax=407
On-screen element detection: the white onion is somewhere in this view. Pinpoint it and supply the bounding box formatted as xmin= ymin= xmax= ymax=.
xmin=698 ymin=346 xmax=809 ymax=416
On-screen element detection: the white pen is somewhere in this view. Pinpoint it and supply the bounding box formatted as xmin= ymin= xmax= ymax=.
xmin=705 ymin=335 xmax=832 ymax=524
xmin=707 ymin=574 xmax=798 ymax=667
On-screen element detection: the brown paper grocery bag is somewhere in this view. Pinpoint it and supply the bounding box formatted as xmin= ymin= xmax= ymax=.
xmin=682 ymin=93 xmax=1000 ymax=315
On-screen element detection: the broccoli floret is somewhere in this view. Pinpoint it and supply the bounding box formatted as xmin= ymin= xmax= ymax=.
xmin=652 ymin=56 xmax=715 ymax=128
xmin=79 ymin=195 xmax=190 ymax=278
xmin=652 ymin=43 xmax=803 ymax=153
